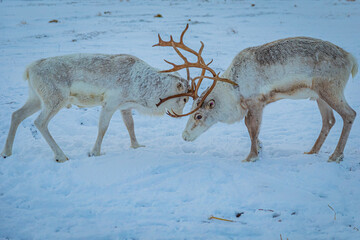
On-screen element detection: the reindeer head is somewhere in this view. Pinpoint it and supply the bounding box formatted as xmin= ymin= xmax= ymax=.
xmin=154 ymin=24 xmax=237 ymax=117
xmin=154 ymin=24 xmax=241 ymax=140
xmin=182 ymin=83 xmax=247 ymax=141
xmin=159 ymin=72 xmax=189 ymax=115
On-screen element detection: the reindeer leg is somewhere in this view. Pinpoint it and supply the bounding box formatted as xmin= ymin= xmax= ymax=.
xmin=305 ymin=99 xmax=335 ymax=154
xmin=243 ymin=105 xmax=264 ymax=162
xmin=89 ymin=106 xmax=116 ymax=157
xmin=1 ymin=94 xmax=41 ymax=158
xmin=121 ymin=109 xmax=145 ymax=149
xmin=317 ymin=89 xmax=356 ymax=163
xmin=34 ymin=100 xmax=68 ymax=162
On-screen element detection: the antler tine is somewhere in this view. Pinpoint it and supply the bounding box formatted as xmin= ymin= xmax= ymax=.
xmin=163 ymin=59 xmax=177 ymax=67
xmin=160 ymin=58 xmax=188 ymax=73
xmin=153 ymin=25 xmax=198 ymax=55
xmin=190 ymin=76 xmax=197 ymax=92
xmin=152 ymin=34 xmax=163 ymax=47
xmin=171 ymin=41 xmax=189 ymax=63
xmin=193 ymin=68 xmax=206 ymax=98
xmin=179 ymin=24 xmax=189 ymax=44
xmin=196 ymin=80 xmax=217 ymax=107
xmin=166 ymin=106 xmax=200 ymax=118
xmin=186 ymin=67 xmax=190 ymax=81
xmin=166 ymin=109 xmax=178 ymax=118
xmin=192 ymin=75 xmax=237 ymax=86
xmin=198 ymin=41 xmax=205 ymax=64
xmin=156 ymin=92 xmax=194 ymax=107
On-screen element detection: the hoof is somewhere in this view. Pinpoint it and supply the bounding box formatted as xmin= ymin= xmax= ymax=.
xmin=131 ymin=144 xmax=145 ymax=149
xmin=242 ymin=156 xmax=259 ymax=163
xmin=55 ymin=157 xmax=69 ymax=163
xmin=88 ymin=150 xmax=101 ymax=157
xmin=328 ymin=153 xmax=344 ymax=163
xmin=1 ymin=151 xmax=11 ymax=158
xmin=304 ymin=151 xmax=317 ymax=155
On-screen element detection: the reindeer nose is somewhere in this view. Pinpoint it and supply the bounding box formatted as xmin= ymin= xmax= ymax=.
xmin=182 ymin=131 xmax=192 ymax=142
xmin=182 ymin=131 xmax=189 ymax=141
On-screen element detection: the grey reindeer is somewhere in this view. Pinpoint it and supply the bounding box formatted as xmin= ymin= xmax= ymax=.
xmin=1 ymin=54 xmax=189 ymax=162
xmin=153 ymin=26 xmax=358 ymax=163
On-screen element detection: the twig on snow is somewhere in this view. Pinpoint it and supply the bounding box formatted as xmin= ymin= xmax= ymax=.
xmin=258 ymin=208 xmax=274 ymax=212
xmin=208 ymin=215 xmax=234 ymax=222
xmin=328 ymin=204 xmax=336 ymax=220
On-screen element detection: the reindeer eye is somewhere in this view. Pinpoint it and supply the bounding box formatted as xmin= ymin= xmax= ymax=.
xmin=183 ymin=98 xmax=187 ymax=103
xmin=195 ymin=113 xmax=202 ymax=120
xmin=207 ymin=99 xmax=215 ymax=109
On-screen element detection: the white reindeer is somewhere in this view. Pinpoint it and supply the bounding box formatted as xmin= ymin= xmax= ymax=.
xmin=153 ymin=26 xmax=357 ymax=163
xmin=181 ymin=37 xmax=357 ymax=163
xmin=1 ymin=54 xmax=189 ymax=162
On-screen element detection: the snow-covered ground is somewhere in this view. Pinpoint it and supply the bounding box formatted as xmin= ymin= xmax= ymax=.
xmin=0 ymin=0 xmax=359 ymax=239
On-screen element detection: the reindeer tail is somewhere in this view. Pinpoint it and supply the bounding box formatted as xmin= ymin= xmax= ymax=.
xmin=349 ymin=53 xmax=358 ymax=79
xmin=23 ymin=66 xmax=30 ymax=81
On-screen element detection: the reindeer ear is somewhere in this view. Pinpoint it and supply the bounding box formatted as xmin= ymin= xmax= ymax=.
xmin=176 ymin=82 xmax=185 ymax=92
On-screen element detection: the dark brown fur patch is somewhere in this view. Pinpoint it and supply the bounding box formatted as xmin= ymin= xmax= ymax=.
xmin=260 ymin=83 xmax=309 ymax=104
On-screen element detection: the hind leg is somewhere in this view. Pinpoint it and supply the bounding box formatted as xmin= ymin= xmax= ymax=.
xmin=243 ymin=104 xmax=264 ymax=162
xmin=318 ymin=91 xmax=356 ymax=162
xmin=121 ymin=109 xmax=145 ymax=149
xmin=34 ymin=99 xmax=68 ymax=162
xmin=305 ymin=99 xmax=335 ymax=154
xmin=1 ymin=94 xmax=41 ymax=158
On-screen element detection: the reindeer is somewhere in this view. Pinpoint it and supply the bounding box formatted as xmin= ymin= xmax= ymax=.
xmin=1 ymin=54 xmax=190 ymax=162
xmin=155 ymin=25 xmax=357 ymax=163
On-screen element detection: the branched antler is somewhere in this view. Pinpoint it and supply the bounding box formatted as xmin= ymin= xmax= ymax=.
xmin=153 ymin=24 xmax=237 ymax=117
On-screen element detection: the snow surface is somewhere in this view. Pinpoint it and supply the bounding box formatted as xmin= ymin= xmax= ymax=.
xmin=0 ymin=0 xmax=360 ymax=239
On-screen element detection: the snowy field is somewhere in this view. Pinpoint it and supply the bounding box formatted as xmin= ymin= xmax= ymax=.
xmin=1 ymin=0 xmax=360 ymax=239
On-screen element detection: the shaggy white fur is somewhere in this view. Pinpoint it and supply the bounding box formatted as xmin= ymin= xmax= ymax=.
xmin=2 ymin=53 xmax=189 ymax=162
xmin=183 ymin=37 xmax=358 ymax=163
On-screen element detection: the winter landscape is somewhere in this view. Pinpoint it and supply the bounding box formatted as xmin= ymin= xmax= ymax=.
xmin=0 ymin=0 xmax=360 ymax=239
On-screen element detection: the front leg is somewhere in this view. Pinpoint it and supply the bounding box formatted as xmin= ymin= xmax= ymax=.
xmin=121 ymin=109 xmax=145 ymax=149
xmin=89 ymin=106 xmax=116 ymax=157
xmin=243 ymin=105 xmax=264 ymax=162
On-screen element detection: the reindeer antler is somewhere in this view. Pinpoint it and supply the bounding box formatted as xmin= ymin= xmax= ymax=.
xmin=153 ymin=24 xmax=237 ymax=117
